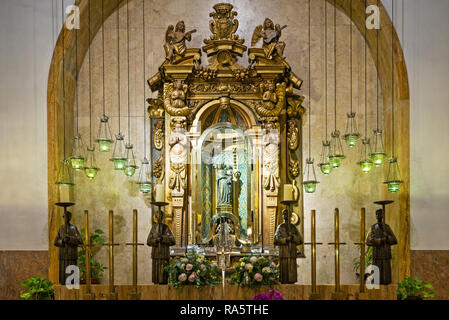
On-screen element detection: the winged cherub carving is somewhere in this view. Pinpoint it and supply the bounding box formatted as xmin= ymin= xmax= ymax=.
xmin=251 ymin=18 xmax=287 ymax=59
xmin=164 ymin=21 xmax=197 ymax=62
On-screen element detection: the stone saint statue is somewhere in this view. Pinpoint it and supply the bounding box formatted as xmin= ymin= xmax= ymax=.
xmin=274 ymin=209 xmax=303 ymax=284
xmin=216 ymin=164 xmax=233 ymax=206
xmin=54 ymin=211 xmax=83 ymax=285
xmin=147 ymin=210 xmax=176 ymax=284
xmin=366 ymin=209 xmax=398 ymax=285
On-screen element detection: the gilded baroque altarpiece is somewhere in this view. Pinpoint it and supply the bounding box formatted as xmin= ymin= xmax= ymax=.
xmin=147 ymin=3 xmax=305 ymax=254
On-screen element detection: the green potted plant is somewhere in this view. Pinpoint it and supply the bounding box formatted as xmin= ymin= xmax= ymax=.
xmin=20 ymin=275 xmax=54 ymax=300
xmin=397 ymin=277 xmax=435 ymax=300
xmin=78 ymin=228 xmax=107 ymax=284
xmin=352 ymin=245 xmax=373 ymax=281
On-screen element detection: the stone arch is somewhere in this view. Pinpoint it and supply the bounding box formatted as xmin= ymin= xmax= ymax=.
xmin=47 ymin=0 xmax=410 ymax=282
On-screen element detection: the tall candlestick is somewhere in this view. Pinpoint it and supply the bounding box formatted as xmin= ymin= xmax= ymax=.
xmin=335 ymin=208 xmax=340 ymax=291
xmin=82 ymin=210 xmax=95 ymax=300
xmin=329 ymin=208 xmax=347 ymax=300
xmin=311 ymin=210 xmax=317 ymax=293
xmin=305 ymin=210 xmax=323 ymax=300
xmin=103 ymin=210 xmax=120 ymax=300
xmin=360 ymin=208 xmax=366 ymax=293
xmin=126 ymin=209 xmax=144 ymax=300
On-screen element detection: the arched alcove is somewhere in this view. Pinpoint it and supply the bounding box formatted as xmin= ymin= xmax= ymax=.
xmin=47 ymin=0 xmax=410 ymax=284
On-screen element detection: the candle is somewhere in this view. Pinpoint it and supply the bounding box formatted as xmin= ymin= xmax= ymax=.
xmin=153 ymin=184 xmax=165 ymax=202
xmin=282 ymin=184 xmax=294 ymax=202
xmin=58 ymin=183 xmax=73 ymax=203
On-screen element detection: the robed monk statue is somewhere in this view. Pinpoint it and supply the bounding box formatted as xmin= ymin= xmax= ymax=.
xmin=274 ymin=209 xmax=303 ymax=284
xmin=54 ymin=211 xmax=83 ymax=285
xmin=366 ymin=209 xmax=398 ymax=285
xmin=147 ymin=210 xmax=176 ymax=284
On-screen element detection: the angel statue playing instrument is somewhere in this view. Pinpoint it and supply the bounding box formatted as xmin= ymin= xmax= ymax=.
xmin=251 ymin=18 xmax=287 ymax=59
xmin=164 ymin=21 xmax=197 ymax=62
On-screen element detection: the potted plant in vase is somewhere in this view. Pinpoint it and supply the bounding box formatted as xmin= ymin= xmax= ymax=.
xmin=20 ymin=275 xmax=54 ymax=300
xmin=352 ymin=245 xmax=373 ymax=281
xmin=78 ymin=228 xmax=107 ymax=284
xmin=397 ymin=277 xmax=435 ymax=300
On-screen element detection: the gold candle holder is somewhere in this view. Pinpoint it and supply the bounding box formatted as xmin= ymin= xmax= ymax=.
xmin=104 ymin=210 xmax=120 ymax=300
xmin=328 ymin=208 xmax=347 ymax=300
xmin=304 ymin=210 xmax=323 ymax=300
xmin=355 ymin=208 xmax=369 ymax=300
xmin=126 ymin=209 xmax=144 ymax=300
xmin=82 ymin=210 xmax=95 ymax=300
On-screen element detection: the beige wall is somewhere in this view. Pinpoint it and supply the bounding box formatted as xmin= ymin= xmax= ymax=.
xmin=0 ymin=0 xmax=448 ymax=282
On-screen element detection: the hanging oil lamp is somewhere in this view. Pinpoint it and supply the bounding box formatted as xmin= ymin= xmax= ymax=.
xmin=303 ymin=3 xmax=318 ymax=194
xmin=343 ymin=113 xmax=360 ymax=148
xmin=84 ymin=147 xmax=100 ymax=180
xmin=384 ymin=0 xmax=403 ymax=193
xmin=369 ymin=129 xmax=387 ymax=166
xmin=124 ymin=144 xmax=138 ymax=177
xmin=56 ymin=159 xmax=74 ymax=204
xmin=357 ymin=10 xmax=373 ymax=175
xmin=384 ymin=158 xmax=403 ymax=193
xmin=329 ymin=130 xmax=345 ymax=168
xmin=343 ymin=3 xmax=360 ymax=149
xmin=137 ymin=158 xmax=152 ymax=194
xmin=358 ymin=138 xmax=373 ymax=173
xmin=110 ymin=133 xmax=127 ymax=170
xmin=303 ymin=159 xmax=319 ymax=193
xmin=70 ymin=134 xmax=86 ymax=170
xmin=95 ymin=114 xmax=114 ymax=152
xmin=319 ymin=141 xmax=333 ymax=175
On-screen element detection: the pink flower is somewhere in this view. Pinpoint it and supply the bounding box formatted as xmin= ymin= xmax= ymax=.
xmin=188 ymin=273 xmax=196 ymax=282
xmin=178 ymin=273 xmax=187 ymax=282
xmin=254 ymin=273 xmax=263 ymax=282
xmin=245 ymin=276 xmax=249 ymax=284
xmin=250 ymin=256 xmax=258 ymax=264
xmin=181 ymin=258 xmax=189 ymax=263
xmin=200 ymin=264 xmax=206 ymax=271
xmin=186 ymin=264 xmax=193 ymax=271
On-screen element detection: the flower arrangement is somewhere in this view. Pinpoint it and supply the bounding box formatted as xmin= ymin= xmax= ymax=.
xmin=253 ymin=289 xmax=285 ymax=300
xmin=230 ymin=255 xmax=280 ymax=288
xmin=165 ymin=249 xmax=221 ymax=289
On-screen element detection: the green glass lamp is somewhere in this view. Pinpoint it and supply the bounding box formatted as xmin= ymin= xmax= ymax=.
xmin=124 ymin=144 xmax=139 ymax=177
xmin=383 ymin=157 xmax=403 ymax=193
xmin=95 ymin=115 xmax=114 ymax=152
xmin=303 ymin=158 xmax=319 ymax=194
xmin=84 ymin=147 xmax=100 ymax=180
xmin=357 ymin=138 xmax=374 ymax=174
xmin=318 ymin=141 xmax=333 ymax=175
xmin=137 ymin=157 xmax=152 ymax=194
xmin=369 ymin=129 xmax=387 ymax=167
xmin=109 ymin=133 xmax=128 ymax=171
xmin=343 ymin=112 xmax=360 ymax=148
xmin=70 ymin=134 xmax=86 ymax=170
xmin=329 ymin=130 xmax=345 ymax=168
